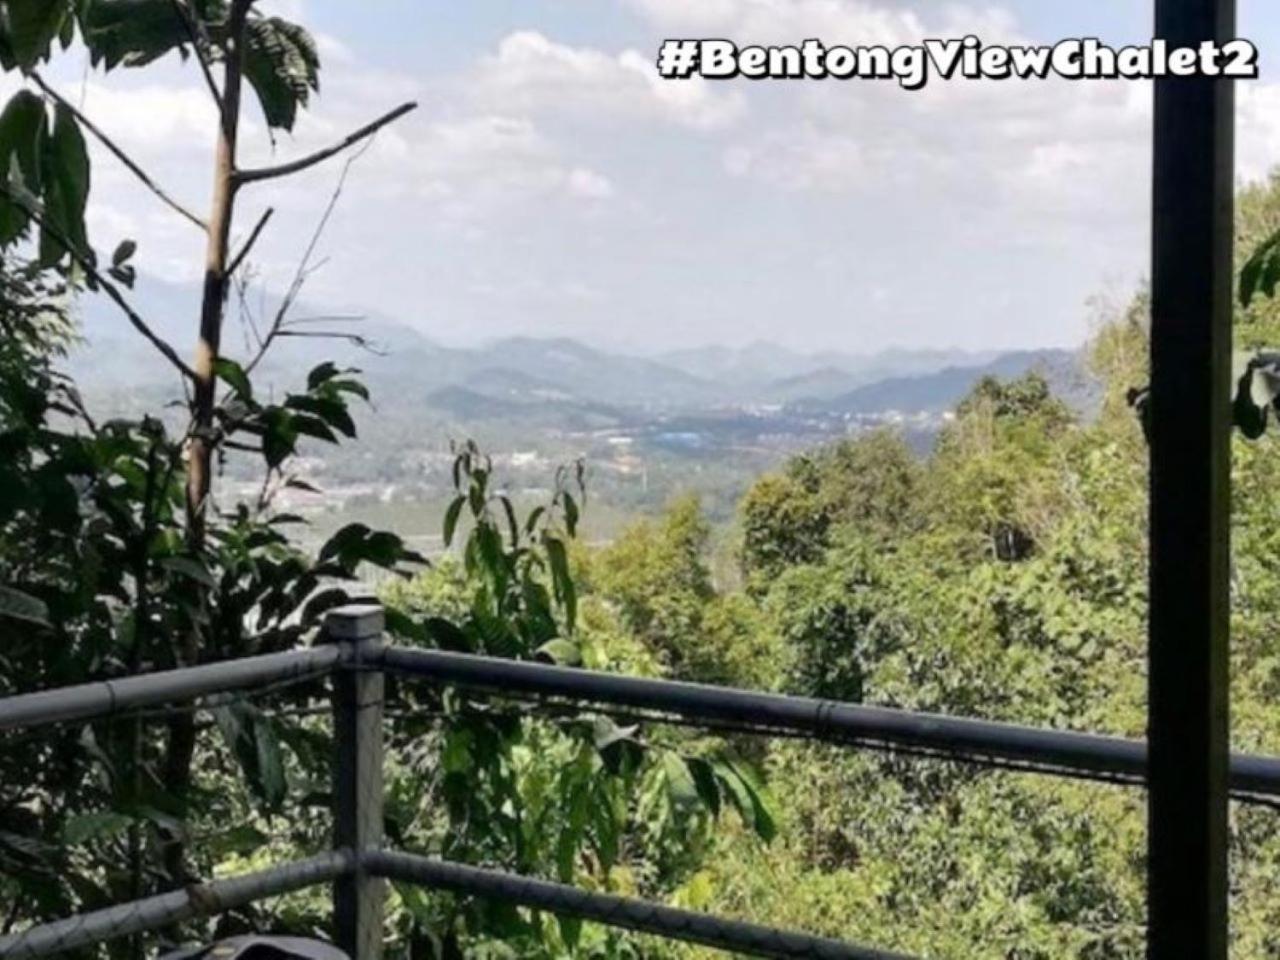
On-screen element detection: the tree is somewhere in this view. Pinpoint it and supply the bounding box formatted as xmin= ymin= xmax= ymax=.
xmin=739 ymin=471 xmax=829 ymax=585
xmin=593 ymin=495 xmax=714 ymax=676
xmin=0 ymin=0 xmax=423 ymax=923
xmin=738 ymin=430 xmax=921 ymax=588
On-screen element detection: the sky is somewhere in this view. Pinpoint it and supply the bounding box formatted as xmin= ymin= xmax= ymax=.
xmin=23 ymin=1 xmax=1280 ymax=355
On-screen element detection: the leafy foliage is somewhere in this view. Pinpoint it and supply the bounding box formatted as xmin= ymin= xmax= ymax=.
xmin=0 ymin=253 xmax=433 ymax=937
xmin=378 ymin=450 xmax=776 ymax=957
xmin=0 ymin=0 xmax=323 ymax=267
xmin=243 ymin=17 xmax=320 ymax=132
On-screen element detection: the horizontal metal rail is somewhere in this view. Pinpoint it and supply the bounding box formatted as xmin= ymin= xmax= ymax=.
xmin=0 ymin=851 xmax=353 ymax=960
xmin=367 ymin=850 xmax=913 ymax=960
xmin=0 ymin=645 xmax=344 ymax=733
xmin=379 ymin=647 xmax=1280 ymax=801
xmin=5 ymin=640 xmax=1279 ymax=800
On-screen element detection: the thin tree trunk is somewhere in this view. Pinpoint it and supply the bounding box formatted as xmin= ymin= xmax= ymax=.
xmin=164 ymin=0 xmax=250 ymax=884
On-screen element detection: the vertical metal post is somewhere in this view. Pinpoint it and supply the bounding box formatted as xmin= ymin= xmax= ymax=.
xmin=329 ymin=604 xmax=386 ymax=960
xmin=1149 ymin=2 xmax=1235 ymax=958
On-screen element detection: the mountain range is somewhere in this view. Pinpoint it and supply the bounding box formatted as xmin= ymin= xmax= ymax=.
xmin=69 ymin=275 xmax=1088 ymax=422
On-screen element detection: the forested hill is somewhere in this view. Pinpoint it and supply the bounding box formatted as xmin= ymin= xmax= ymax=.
xmin=799 ymin=348 xmax=1091 ymax=415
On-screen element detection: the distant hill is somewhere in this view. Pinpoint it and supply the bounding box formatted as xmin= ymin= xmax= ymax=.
xmin=656 ymin=341 xmax=999 ymax=389
xmin=800 ymin=349 xmax=1088 ymax=415
xmin=68 ymin=273 xmax=1088 ymax=426
xmin=763 ymin=366 xmax=865 ymax=403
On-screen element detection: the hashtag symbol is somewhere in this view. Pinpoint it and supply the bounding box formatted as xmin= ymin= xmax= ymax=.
xmin=657 ymin=39 xmax=700 ymax=78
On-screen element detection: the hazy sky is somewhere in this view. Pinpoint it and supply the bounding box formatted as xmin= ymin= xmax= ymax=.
xmin=23 ymin=1 xmax=1280 ymax=353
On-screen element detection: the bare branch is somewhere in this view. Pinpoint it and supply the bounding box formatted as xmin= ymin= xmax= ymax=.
xmin=242 ymin=143 xmax=369 ymax=376
xmin=29 ymin=72 xmax=208 ymax=232
xmin=167 ymin=0 xmax=224 ymax=112
xmin=235 ymin=102 xmax=417 ymax=185
xmin=282 ymin=313 xmax=363 ymax=326
xmin=227 ymin=206 xmax=274 ymax=276
xmin=0 ymin=186 xmax=197 ymax=381
xmin=277 ymin=329 xmax=385 ymax=358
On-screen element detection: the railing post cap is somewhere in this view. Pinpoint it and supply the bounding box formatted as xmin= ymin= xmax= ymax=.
xmin=324 ymin=603 xmax=385 ymax=641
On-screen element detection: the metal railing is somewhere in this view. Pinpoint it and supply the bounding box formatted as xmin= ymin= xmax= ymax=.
xmin=3 ymin=602 xmax=1280 ymax=960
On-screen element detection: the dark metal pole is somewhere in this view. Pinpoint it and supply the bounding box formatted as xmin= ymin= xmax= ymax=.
xmin=366 ymin=851 xmax=916 ymax=960
xmin=0 ymin=852 xmax=352 ymax=960
xmin=0 ymin=646 xmax=342 ymax=733
xmin=329 ymin=606 xmax=386 ymax=960
xmin=1149 ymin=0 xmax=1235 ymax=957
xmin=378 ymin=646 xmax=1280 ymax=801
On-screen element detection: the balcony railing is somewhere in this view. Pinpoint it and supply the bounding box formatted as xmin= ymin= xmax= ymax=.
xmin=2 ymin=602 xmax=1277 ymax=960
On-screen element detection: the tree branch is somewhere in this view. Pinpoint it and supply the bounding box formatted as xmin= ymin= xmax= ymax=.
xmin=242 ymin=143 xmax=368 ymax=376
xmin=234 ymin=102 xmax=417 ymax=185
xmin=29 ymin=72 xmax=208 ymax=232
xmin=227 ymin=206 xmax=273 ymax=276
xmin=0 ymin=186 xmax=197 ymax=381
xmin=166 ymin=0 xmax=224 ymax=113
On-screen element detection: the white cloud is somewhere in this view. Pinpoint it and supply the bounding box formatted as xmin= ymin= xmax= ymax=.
xmin=364 ymin=115 xmax=616 ymax=220
xmin=724 ymin=127 xmax=866 ymax=191
xmin=566 ymin=167 xmax=616 ymax=200
xmin=627 ymin=0 xmax=929 ymax=46
xmin=475 ymin=31 xmax=746 ymax=131
xmin=1238 ymin=81 xmax=1280 ymax=185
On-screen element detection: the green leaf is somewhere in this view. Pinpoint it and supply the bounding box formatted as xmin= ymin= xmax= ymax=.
xmin=291 ymin=412 xmax=338 ymax=444
xmin=591 ymin=783 xmax=620 ymax=868
xmin=498 ymin=495 xmax=519 ymax=549
xmin=208 ymin=824 xmax=269 ymax=859
xmin=713 ymin=758 xmax=777 ymax=842
xmin=662 ymin=752 xmax=699 ymax=810
xmin=442 ymin=727 xmax=473 ymax=774
xmin=160 ymin=556 xmax=219 ymax=589
xmin=0 ymin=90 xmax=46 ymax=244
xmin=107 ymin=262 xmax=135 ymax=287
xmin=318 ymin=521 xmax=372 ymax=564
xmin=558 ymin=916 xmax=583 ymax=952
xmin=64 ymin=811 xmax=132 ymax=846
xmin=555 ymin=778 xmax=590 ymax=882
xmin=260 ymin=406 xmax=298 ymax=468
xmin=2 ymin=0 xmax=70 ymax=68
xmin=285 ymin=393 xmax=355 ymax=437
xmin=524 ymin=505 xmax=546 ymax=536
xmin=562 ymin=491 xmax=579 ymax=537
xmin=330 ymin=377 xmax=369 ymax=401
xmin=111 ymin=238 xmax=136 ymax=266
xmin=82 ymin=0 xmax=187 ymax=71
xmin=306 ymin=361 xmax=339 ymax=389
xmin=536 ymin=637 xmax=581 ymax=666
xmin=422 ymin=616 xmax=473 ymax=652
xmin=213 ymin=703 xmax=286 ymax=811
xmin=1241 ymin=226 xmax=1280 ymax=307
xmin=443 ymin=495 xmax=465 ymax=547
xmin=394 ymin=880 xmax=436 ymax=925
xmin=544 ymin=534 xmax=576 ymax=632
xmin=254 ymin=716 xmax=287 ymax=809
xmin=242 ymin=17 xmax=320 ymax=131
xmin=685 ymin=757 xmax=721 ymax=817
xmin=38 ymin=102 xmax=90 ymax=268
xmin=214 ymin=357 xmax=253 ymax=401
xmin=0 ymin=585 xmax=50 ymax=627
